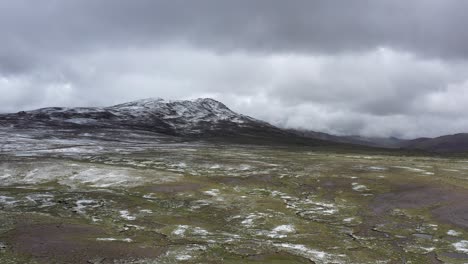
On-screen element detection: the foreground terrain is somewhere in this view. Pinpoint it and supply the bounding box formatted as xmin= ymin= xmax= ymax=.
xmin=0 ymin=127 xmax=468 ymax=263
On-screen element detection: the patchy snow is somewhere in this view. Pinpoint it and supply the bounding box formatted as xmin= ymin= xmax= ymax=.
xmin=284 ymin=196 xmax=338 ymax=216
xmin=0 ymin=162 xmax=152 ymax=188
xmin=74 ymin=199 xmax=99 ymax=214
xmin=203 ymin=189 xmax=220 ymax=197
xmin=64 ymin=118 xmax=98 ymax=125
xmin=239 ymin=164 xmax=252 ymax=170
xmin=96 ymin=238 xmax=133 ymax=242
xmin=447 ymin=230 xmax=462 ymax=236
xmin=241 ymin=213 xmax=268 ymax=227
xmin=453 ymin=240 xmax=468 ymax=253
xmin=173 ymin=225 xmax=189 ymax=236
xmin=192 ymin=227 xmax=210 ymax=236
xmin=119 ymin=210 xmax=136 ymax=221
xmin=0 ymin=195 xmax=17 ymax=206
xmin=176 ymin=254 xmax=192 ymax=261
xmin=25 ymin=194 xmax=55 ymax=208
xmin=275 ymin=243 xmax=344 ymax=262
xmin=104 ymin=98 xmax=257 ymax=134
xmin=393 ymin=166 xmax=427 ymax=173
xmin=421 ymin=247 xmax=435 ymax=252
xmin=63 ymin=168 xmax=143 ymax=188
xmin=261 ymin=224 xmax=297 ymax=238
xmin=172 ymin=225 xmax=209 ymax=237
xmin=442 ymin=168 xmax=460 ymax=172
xmin=367 ymin=166 xmax=387 ymax=171
xmin=352 ymin=183 xmax=369 ymax=192
xmin=273 ymin=224 xmax=296 ymax=233
xmin=345 ymin=155 xmax=377 ymax=160
xmin=0 ymin=173 xmax=11 ymax=181
xmin=162 ymin=245 xmax=207 ymax=262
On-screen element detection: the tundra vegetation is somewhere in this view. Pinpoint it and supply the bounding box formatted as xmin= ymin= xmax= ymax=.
xmin=1 ymin=128 xmax=468 ymax=263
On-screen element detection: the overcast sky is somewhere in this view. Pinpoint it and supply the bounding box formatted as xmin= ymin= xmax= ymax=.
xmin=1 ymin=0 xmax=468 ymax=138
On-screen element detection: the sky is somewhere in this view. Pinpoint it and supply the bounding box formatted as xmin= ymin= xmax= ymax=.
xmin=1 ymin=0 xmax=468 ymax=139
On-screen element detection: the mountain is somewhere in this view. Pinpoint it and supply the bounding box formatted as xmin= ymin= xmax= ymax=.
xmin=2 ymin=98 xmax=467 ymax=152
xmin=288 ymin=129 xmax=407 ymax=148
xmin=0 ymin=98 xmax=336 ymax=146
xmin=0 ymin=98 xmax=276 ymax=136
xmin=399 ymin=133 xmax=468 ymax=152
xmin=343 ymin=136 xmax=407 ymax=148
xmin=289 ymin=128 xmax=468 ymax=153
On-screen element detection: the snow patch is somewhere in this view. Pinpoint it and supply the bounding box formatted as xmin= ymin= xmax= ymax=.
xmin=241 ymin=213 xmax=269 ymax=227
xmin=0 ymin=195 xmax=17 ymax=206
xmin=203 ymin=189 xmax=220 ymax=197
xmin=74 ymin=199 xmax=99 ymax=214
xmin=352 ymin=183 xmax=369 ymax=192
xmin=367 ymin=166 xmax=387 ymax=171
xmin=96 ymin=237 xmax=133 ymax=242
xmin=172 ymin=225 xmax=209 ymax=237
xmin=453 ymin=240 xmax=468 ymax=253
xmin=172 ymin=225 xmax=189 ymax=236
xmin=119 ymin=210 xmax=136 ymax=221
xmin=25 ymin=194 xmax=55 ymax=208
xmin=275 ymin=243 xmax=344 ymax=262
xmin=447 ymin=230 xmax=462 ymax=236
xmin=262 ymin=224 xmax=296 ymax=238
xmin=64 ymin=168 xmax=143 ymax=188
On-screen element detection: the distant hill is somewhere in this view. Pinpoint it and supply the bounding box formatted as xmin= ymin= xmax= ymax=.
xmin=288 ymin=129 xmax=407 ymax=148
xmin=400 ymin=133 xmax=468 ymax=152
xmin=290 ymin=128 xmax=468 ymax=153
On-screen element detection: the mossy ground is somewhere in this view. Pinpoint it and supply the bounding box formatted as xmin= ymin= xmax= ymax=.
xmin=1 ymin=143 xmax=468 ymax=263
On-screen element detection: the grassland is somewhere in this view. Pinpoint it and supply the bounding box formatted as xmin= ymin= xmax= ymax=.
xmin=1 ymin=129 xmax=468 ymax=263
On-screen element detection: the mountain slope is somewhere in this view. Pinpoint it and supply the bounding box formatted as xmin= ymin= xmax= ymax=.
xmin=288 ymin=129 xmax=407 ymax=148
xmin=289 ymin=128 xmax=468 ymax=153
xmin=0 ymin=98 xmax=262 ymax=134
xmin=3 ymin=98 xmax=466 ymax=152
xmin=0 ymin=98 xmax=317 ymax=144
xmin=400 ymin=133 xmax=468 ymax=152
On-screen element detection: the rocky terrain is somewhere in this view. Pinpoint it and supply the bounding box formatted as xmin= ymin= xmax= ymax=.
xmin=3 ymin=98 xmax=468 ymax=153
xmin=0 ymin=98 xmax=291 ymax=139
xmin=1 ymin=98 xmax=468 ymax=263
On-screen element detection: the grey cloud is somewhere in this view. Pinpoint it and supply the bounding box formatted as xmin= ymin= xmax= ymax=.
xmin=2 ymin=0 xmax=468 ymax=62
xmin=1 ymin=1 xmax=468 ymax=138
xmin=2 ymin=44 xmax=468 ymax=138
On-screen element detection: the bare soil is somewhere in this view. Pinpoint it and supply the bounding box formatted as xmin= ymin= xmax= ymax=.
xmin=371 ymin=183 xmax=468 ymax=228
xmin=5 ymin=222 xmax=167 ymax=264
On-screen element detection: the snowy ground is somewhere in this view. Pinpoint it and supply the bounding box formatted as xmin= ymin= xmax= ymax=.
xmin=1 ymin=127 xmax=468 ymax=263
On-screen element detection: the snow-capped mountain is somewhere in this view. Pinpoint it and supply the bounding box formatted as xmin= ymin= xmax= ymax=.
xmin=0 ymin=98 xmax=285 ymax=137
xmin=4 ymin=97 xmax=466 ymax=152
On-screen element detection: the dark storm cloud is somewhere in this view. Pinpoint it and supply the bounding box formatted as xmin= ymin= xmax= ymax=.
xmin=1 ymin=0 xmax=468 ymax=138
xmin=2 ymin=0 xmax=468 ymax=60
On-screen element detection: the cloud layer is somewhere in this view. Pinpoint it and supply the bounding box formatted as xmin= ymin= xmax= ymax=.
xmin=1 ymin=0 xmax=468 ymax=138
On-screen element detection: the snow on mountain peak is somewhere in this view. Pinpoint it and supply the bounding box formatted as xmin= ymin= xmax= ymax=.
xmin=4 ymin=97 xmax=273 ymax=136
xmin=99 ymin=97 xmax=260 ymax=134
xmin=110 ymin=97 xmax=166 ymax=108
xmin=109 ymin=98 xmax=237 ymax=120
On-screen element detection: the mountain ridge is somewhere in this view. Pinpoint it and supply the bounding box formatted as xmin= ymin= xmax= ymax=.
xmin=0 ymin=98 xmax=300 ymax=142
xmin=289 ymin=128 xmax=468 ymax=153
xmin=2 ymin=98 xmax=467 ymax=152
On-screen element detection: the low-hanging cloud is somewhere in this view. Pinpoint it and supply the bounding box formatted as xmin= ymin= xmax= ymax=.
xmin=1 ymin=0 xmax=468 ymax=138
